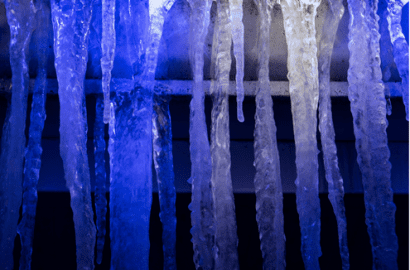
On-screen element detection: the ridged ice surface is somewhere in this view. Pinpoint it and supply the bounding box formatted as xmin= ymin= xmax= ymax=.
xmin=317 ymin=1 xmax=349 ymax=269
xmin=187 ymin=1 xmax=215 ymax=269
xmin=347 ymin=1 xmax=399 ymax=269
xmin=252 ymin=1 xmax=285 ymax=269
xmin=152 ymin=95 xmax=177 ymax=270
xmin=51 ymin=0 xmax=96 ymax=269
xmin=281 ymin=0 xmax=322 ymax=268
xmin=210 ymin=0 xmax=239 ymax=269
xmin=0 ymin=1 xmax=35 ymax=269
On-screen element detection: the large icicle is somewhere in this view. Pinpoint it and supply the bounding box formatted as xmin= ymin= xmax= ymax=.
xmin=347 ymin=0 xmax=399 ymax=269
xmin=252 ymin=1 xmax=285 ymax=269
xmin=317 ymin=1 xmax=349 ymax=269
xmin=280 ymin=0 xmax=322 ymax=268
xmin=94 ymin=97 xmax=107 ymax=265
xmin=387 ymin=0 xmax=409 ymax=120
xmin=229 ymin=0 xmax=245 ymax=122
xmin=187 ymin=0 xmax=215 ymax=269
xmin=50 ymin=1 xmax=96 ymax=269
xmin=16 ymin=1 xmax=49 ymax=269
xmin=210 ymin=0 xmax=239 ymax=269
xmin=152 ymin=95 xmax=177 ymax=270
xmin=0 ymin=1 xmax=35 ymax=269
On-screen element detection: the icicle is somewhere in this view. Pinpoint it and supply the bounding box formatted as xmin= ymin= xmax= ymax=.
xmin=229 ymin=0 xmax=245 ymax=122
xmin=152 ymin=95 xmax=177 ymax=270
xmin=280 ymin=0 xmax=322 ymax=269
xmin=0 ymin=1 xmax=35 ymax=269
xmin=387 ymin=0 xmax=409 ymax=120
xmin=252 ymin=1 xmax=285 ymax=269
xmin=317 ymin=1 xmax=349 ymax=269
xmin=210 ymin=0 xmax=239 ymax=269
xmin=50 ymin=1 xmax=96 ymax=269
xmin=187 ymin=1 xmax=215 ymax=269
xmin=94 ymin=96 xmax=107 ymax=265
xmin=347 ymin=0 xmax=399 ymax=269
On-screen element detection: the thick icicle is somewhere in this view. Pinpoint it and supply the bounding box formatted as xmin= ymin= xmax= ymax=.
xmin=347 ymin=0 xmax=399 ymax=269
xmin=16 ymin=1 xmax=49 ymax=269
xmin=94 ymin=97 xmax=107 ymax=265
xmin=50 ymin=1 xmax=96 ymax=269
xmin=152 ymin=95 xmax=177 ymax=270
xmin=101 ymin=0 xmax=116 ymax=123
xmin=317 ymin=1 xmax=349 ymax=269
xmin=229 ymin=0 xmax=245 ymax=122
xmin=252 ymin=1 xmax=285 ymax=269
xmin=0 ymin=1 xmax=35 ymax=269
xmin=187 ymin=0 xmax=215 ymax=269
xmin=210 ymin=0 xmax=239 ymax=269
xmin=280 ymin=0 xmax=322 ymax=268
xmin=387 ymin=0 xmax=409 ymax=120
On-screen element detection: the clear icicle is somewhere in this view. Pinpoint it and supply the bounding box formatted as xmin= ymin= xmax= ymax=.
xmin=152 ymin=95 xmax=177 ymax=270
xmin=16 ymin=1 xmax=49 ymax=269
xmin=317 ymin=1 xmax=349 ymax=269
xmin=252 ymin=1 xmax=285 ymax=269
xmin=50 ymin=1 xmax=96 ymax=269
xmin=229 ymin=0 xmax=245 ymax=122
xmin=94 ymin=97 xmax=107 ymax=265
xmin=101 ymin=0 xmax=116 ymax=123
xmin=187 ymin=0 xmax=215 ymax=269
xmin=387 ymin=0 xmax=409 ymax=120
xmin=0 ymin=1 xmax=35 ymax=269
xmin=347 ymin=1 xmax=399 ymax=269
xmin=280 ymin=0 xmax=322 ymax=269
xmin=210 ymin=0 xmax=239 ymax=269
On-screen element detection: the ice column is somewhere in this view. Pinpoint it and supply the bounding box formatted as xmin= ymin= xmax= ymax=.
xmin=229 ymin=0 xmax=245 ymax=122
xmin=387 ymin=0 xmax=409 ymax=120
xmin=347 ymin=1 xmax=399 ymax=269
xmin=252 ymin=1 xmax=285 ymax=269
xmin=51 ymin=1 xmax=96 ymax=269
xmin=317 ymin=1 xmax=349 ymax=269
xmin=0 ymin=1 xmax=35 ymax=269
xmin=187 ymin=1 xmax=215 ymax=269
xmin=281 ymin=0 xmax=322 ymax=268
xmin=152 ymin=95 xmax=177 ymax=270
xmin=210 ymin=0 xmax=239 ymax=269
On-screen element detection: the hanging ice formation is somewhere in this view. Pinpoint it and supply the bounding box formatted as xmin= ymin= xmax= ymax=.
xmin=347 ymin=0 xmax=399 ymax=269
xmin=387 ymin=0 xmax=409 ymax=120
xmin=281 ymin=0 xmax=322 ymax=269
xmin=252 ymin=1 xmax=285 ymax=269
xmin=152 ymin=95 xmax=177 ymax=270
xmin=210 ymin=0 xmax=240 ymax=269
xmin=0 ymin=1 xmax=35 ymax=269
xmin=51 ymin=0 xmax=96 ymax=269
xmin=187 ymin=0 xmax=215 ymax=269
xmin=317 ymin=0 xmax=349 ymax=269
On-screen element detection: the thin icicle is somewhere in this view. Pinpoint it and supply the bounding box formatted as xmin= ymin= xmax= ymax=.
xmin=0 ymin=1 xmax=35 ymax=269
xmin=94 ymin=96 xmax=107 ymax=265
xmin=347 ymin=1 xmax=398 ymax=269
xmin=317 ymin=1 xmax=349 ymax=269
xmin=280 ymin=0 xmax=322 ymax=269
xmin=51 ymin=1 xmax=96 ymax=269
xmin=210 ymin=0 xmax=239 ymax=269
xmin=152 ymin=95 xmax=177 ymax=270
xmin=229 ymin=0 xmax=245 ymax=122
xmin=252 ymin=0 xmax=285 ymax=269
xmin=187 ymin=0 xmax=215 ymax=269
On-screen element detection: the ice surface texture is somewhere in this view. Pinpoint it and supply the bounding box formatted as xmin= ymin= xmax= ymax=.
xmin=281 ymin=0 xmax=322 ymax=269
xmin=317 ymin=1 xmax=349 ymax=269
xmin=0 ymin=1 xmax=35 ymax=269
xmin=51 ymin=0 xmax=96 ymax=269
xmin=252 ymin=1 xmax=285 ymax=269
xmin=347 ymin=0 xmax=399 ymax=269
